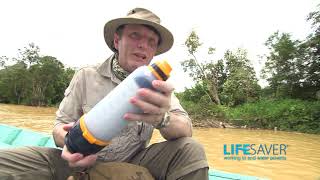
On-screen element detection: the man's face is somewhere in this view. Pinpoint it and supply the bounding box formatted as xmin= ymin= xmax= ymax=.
xmin=114 ymin=24 xmax=160 ymax=72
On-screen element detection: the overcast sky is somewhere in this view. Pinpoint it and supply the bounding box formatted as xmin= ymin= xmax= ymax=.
xmin=0 ymin=0 xmax=318 ymax=91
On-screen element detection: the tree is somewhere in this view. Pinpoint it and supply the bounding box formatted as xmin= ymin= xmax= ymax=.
xmin=307 ymin=4 xmax=320 ymax=34
xmin=0 ymin=62 xmax=30 ymax=104
xmin=16 ymin=43 xmax=40 ymax=67
xmin=262 ymin=5 xmax=320 ymax=100
xmin=262 ymin=31 xmax=300 ymax=98
xmin=221 ymin=49 xmax=260 ymax=106
xmin=0 ymin=56 xmax=8 ymax=68
xmin=301 ymin=6 xmax=320 ymax=98
xmin=0 ymin=44 xmax=75 ymax=106
xmin=177 ymin=82 xmax=208 ymax=103
xmin=181 ymin=31 xmax=223 ymax=105
xmin=27 ymin=56 xmax=66 ymax=106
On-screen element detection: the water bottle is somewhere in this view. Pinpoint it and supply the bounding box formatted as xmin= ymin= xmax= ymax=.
xmin=65 ymin=60 xmax=172 ymax=155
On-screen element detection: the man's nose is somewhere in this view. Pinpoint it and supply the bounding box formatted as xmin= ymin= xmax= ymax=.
xmin=137 ymin=38 xmax=149 ymax=49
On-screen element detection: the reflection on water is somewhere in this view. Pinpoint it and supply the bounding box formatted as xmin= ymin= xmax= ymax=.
xmin=1 ymin=104 xmax=320 ymax=180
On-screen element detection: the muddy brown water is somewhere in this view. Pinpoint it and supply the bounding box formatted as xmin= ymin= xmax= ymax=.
xmin=0 ymin=104 xmax=319 ymax=179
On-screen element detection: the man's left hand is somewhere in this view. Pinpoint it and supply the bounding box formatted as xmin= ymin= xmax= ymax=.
xmin=124 ymin=80 xmax=174 ymax=127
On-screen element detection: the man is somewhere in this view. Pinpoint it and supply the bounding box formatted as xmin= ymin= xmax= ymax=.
xmin=0 ymin=8 xmax=208 ymax=180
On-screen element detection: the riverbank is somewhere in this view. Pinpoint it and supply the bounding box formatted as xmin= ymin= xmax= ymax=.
xmin=1 ymin=102 xmax=319 ymax=134
xmin=182 ymin=99 xmax=320 ymax=134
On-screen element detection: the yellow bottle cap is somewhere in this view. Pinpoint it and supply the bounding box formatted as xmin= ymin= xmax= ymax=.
xmin=149 ymin=60 xmax=172 ymax=81
xmin=154 ymin=60 xmax=172 ymax=78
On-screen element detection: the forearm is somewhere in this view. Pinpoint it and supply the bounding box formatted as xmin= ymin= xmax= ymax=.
xmin=160 ymin=112 xmax=192 ymax=140
xmin=52 ymin=123 xmax=68 ymax=148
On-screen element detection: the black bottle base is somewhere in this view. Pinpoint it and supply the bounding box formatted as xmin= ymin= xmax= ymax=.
xmin=64 ymin=121 xmax=105 ymax=156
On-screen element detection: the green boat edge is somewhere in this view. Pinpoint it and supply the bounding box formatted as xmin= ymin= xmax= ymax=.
xmin=0 ymin=124 xmax=268 ymax=180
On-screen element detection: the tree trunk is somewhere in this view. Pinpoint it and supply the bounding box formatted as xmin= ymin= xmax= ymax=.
xmin=207 ymin=79 xmax=221 ymax=105
xmin=209 ymin=85 xmax=221 ymax=105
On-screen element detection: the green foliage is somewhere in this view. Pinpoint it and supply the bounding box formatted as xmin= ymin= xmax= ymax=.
xmin=177 ymin=92 xmax=226 ymax=121
xmin=262 ymin=6 xmax=320 ymax=100
xmin=262 ymin=32 xmax=300 ymax=98
xmin=177 ymin=5 xmax=320 ymax=134
xmin=221 ymin=49 xmax=261 ymax=106
xmin=181 ymin=45 xmax=261 ymax=106
xmin=176 ymin=83 xmax=207 ymax=103
xmin=0 ymin=44 xmax=75 ymax=106
xmin=17 ymin=43 xmax=40 ymax=66
xmin=181 ymin=31 xmax=261 ymax=106
xmin=225 ymin=99 xmax=320 ymax=134
xmin=0 ymin=56 xmax=8 ymax=68
xmin=0 ymin=62 xmax=29 ymax=104
xmin=184 ymin=31 xmax=202 ymax=55
xmin=307 ymin=4 xmax=320 ymax=33
xmin=300 ymin=7 xmax=320 ymax=96
xmin=181 ymin=30 xmax=222 ymax=105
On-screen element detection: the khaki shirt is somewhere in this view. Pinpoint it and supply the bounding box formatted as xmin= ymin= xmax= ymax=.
xmin=55 ymin=55 xmax=191 ymax=162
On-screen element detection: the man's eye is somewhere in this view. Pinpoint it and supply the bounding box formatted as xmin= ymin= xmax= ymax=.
xmin=130 ymin=32 xmax=140 ymax=39
xmin=149 ymin=40 xmax=157 ymax=49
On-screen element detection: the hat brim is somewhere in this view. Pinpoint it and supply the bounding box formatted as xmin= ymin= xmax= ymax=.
xmin=104 ymin=18 xmax=174 ymax=55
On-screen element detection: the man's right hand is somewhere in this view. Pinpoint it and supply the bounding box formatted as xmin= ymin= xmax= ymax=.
xmin=61 ymin=145 xmax=97 ymax=167
xmin=58 ymin=123 xmax=98 ymax=167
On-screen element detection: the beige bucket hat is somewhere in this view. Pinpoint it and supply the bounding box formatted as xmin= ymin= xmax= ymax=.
xmin=104 ymin=8 xmax=174 ymax=55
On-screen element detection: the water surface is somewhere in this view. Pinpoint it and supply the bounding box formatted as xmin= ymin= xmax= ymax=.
xmin=1 ymin=104 xmax=319 ymax=179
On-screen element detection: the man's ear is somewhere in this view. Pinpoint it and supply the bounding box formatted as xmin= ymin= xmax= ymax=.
xmin=113 ymin=33 xmax=119 ymax=50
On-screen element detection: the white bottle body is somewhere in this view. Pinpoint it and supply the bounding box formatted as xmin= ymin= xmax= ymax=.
xmin=84 ymin=66 xmax=156 ymax=141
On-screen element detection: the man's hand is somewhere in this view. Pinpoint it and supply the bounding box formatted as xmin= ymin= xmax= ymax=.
xmin=62 ymin=122 xmax=75 ymax=132
xmin=60 ymin=123 xmax=98 ymax=167
xmin=124 ymin=80 xmax=174 ymax=127
xmin=61 ymin=146 xmax=97 ymax=167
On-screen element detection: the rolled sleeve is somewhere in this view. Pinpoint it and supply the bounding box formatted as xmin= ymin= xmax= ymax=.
xmin=169 ymin=93 xmax=192 ymax=128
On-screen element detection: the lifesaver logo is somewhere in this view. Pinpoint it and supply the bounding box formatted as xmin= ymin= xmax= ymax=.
xmin=223 ymin=144 xmax=288 ymax=161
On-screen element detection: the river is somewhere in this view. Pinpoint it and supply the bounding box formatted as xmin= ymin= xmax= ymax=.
xmin=0 ymin=104 xmax=319 ymax=179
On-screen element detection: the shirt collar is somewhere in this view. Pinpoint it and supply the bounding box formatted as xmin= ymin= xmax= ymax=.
xmin=97 ymin=54 xmax=122 ymax=84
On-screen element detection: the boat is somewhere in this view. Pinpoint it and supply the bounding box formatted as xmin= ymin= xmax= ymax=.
xmin=0 ymin=124 xmax=267 ymax=180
